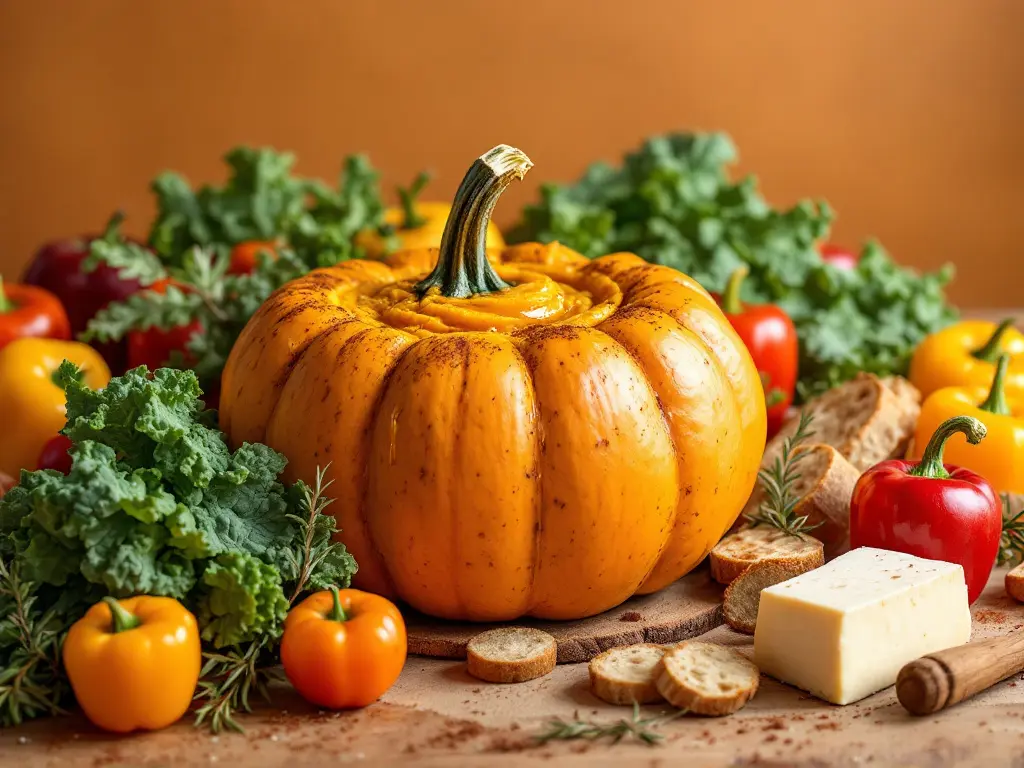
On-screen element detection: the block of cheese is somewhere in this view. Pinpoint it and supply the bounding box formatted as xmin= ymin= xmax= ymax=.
xmin=753 ymin=547 xmax=971 ymax=705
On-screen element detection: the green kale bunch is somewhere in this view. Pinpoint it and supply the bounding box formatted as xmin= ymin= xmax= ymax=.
xmin=509 ymin=132 xmax=957 ymax=399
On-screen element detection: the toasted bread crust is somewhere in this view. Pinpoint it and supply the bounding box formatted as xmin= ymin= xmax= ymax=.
xmin=710 ymin=528 xmax=825 ymax=585
xmin=466 ymin=627 xmax=557 ymax=683
xmin=588 ymin=644 xmax=665 ymax=705
xmin=1006 ymin=563 xmax=1024 ymax=603
xmin=724 ymin=559 xmax=818 ymax=634
xmin=655 ymin=641 xmax=759 ymax=716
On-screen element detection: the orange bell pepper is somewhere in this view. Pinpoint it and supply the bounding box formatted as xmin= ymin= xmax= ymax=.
xmin=910 ymin=318 xmax=1024 ymax=400
xmin=281 ymin=588 xmax=407 ymax=709
xmin=227 ymin=239 xmax=279 ymax=275
xmin=0 ymin=338 xmax=110 ymax=478
xmin=63 ymin=596 xmax=201 ymax=733
xmin=910 ymin=354 xmax=1024 ymax=495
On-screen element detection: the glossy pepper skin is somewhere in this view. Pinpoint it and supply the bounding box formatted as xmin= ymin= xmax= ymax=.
xmin=281 ymin=588 xmax=406 ymax=709
xmin=910 ymin=318 xmax=1024 ymax=401
xmin=63 ymin=596 xmax=201 ymax=733
xmin=717 ymin=267 xmax=798 ymax=438
xmin=819 ymin=243 xmax=859 ymax=271
xmin=37 ymin=434 xmax=74 ymax=474
xmin=0 ymin=338 xmax=110 ymax=478
xmin=0 ymin=278 xmax=71 ymax=350
xmin=126 ymin=279 xmax=203 ymax=371
xmin=910 ymin=355 xmax=1024 ymax=495
xmin=850 ymin=416 xmax=1001 ymax=604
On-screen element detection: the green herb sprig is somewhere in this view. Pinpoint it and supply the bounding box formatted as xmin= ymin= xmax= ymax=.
xmin=999 ymin=493 xmax=1024 ymax=567
xmin=535 ymin=703 xmax=685 ymax=747
xmin=745 ymin=411 xmax=821 ymax=537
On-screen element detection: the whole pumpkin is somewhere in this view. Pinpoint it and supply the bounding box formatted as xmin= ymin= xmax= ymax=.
xmin=355 ymin=171 xmax=504 ymax=259
xmin=220 ymin=145 xmax=765 ymax=621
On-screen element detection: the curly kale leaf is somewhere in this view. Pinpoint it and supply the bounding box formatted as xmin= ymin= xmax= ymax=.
xmin=197 ymin=553 xmax=289 ymax=648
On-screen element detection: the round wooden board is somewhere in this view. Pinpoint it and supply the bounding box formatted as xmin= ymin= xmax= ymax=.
xmin=406 ymin=568 xmax=724 ymax=664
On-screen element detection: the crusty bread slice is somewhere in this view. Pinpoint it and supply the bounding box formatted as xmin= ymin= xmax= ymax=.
xmin=589 ymin=644 xmax=666 ymax=705
xmin=740 ymin=444 xmax=860 ymax=559
xmin=655 ymin=641 xmax=760 ymax=716
xmin=764 ymin=373 xmax=918 ymax=473
xmin=724 ymin=559 xmax=818 ymax=634
xmin=1006 ymin=563 xmax=1024 ymax=603
xmin=881 ymin=375 xmax=922 ymax=457
xmin=710 ymin=527 xmax=824 ymax=585
xmin=466 ymin=627 xmax=557 ymax=683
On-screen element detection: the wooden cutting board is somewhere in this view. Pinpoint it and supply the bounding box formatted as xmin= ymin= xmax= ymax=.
xmin=405 ymin=568 xmax=724 ymax=663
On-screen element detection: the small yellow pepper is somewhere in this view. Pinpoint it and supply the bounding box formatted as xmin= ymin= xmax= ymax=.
xmin=0 ymin=338 xmax=110 ymax=478
xmin=355 ymin=172 xmax=504 ymax=258
xmin=63 ymin=596 xmax=201 ymax=733
xmin=910 ymin=354 xmax=1024 ymax=494
xmin=909 ymin=318 xmax=1024 ymax=400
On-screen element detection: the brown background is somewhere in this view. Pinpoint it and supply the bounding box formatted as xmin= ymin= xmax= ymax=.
xmin=1 ymin=0 xmax=1022 ymax=307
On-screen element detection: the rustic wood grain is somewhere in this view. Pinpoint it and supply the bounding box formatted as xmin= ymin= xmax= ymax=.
xmin=405 ymin=569 xmax=724 ymax=663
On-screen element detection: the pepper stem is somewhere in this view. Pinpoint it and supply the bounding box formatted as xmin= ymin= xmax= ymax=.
xmin=328 ymin=587 xmax=347 ymax=622
xmin=972 ymin=318 xmax=1015 ymax=363
xmin=722 ymin=267 xmax=749 ymax=314
xmin=978 ymin=354 xmax=1011 ymax=416
xmin=102 ymin=597 xmax=141 ymax=633
xmin=414 ymin=145 xmax=532 ymax=299
xmin=101 ymin=210 xmax=126 ymax=243
xmin=397 ymin=172 xmax=431 ymax=230
xmin=0 ymin=277 xmax=13 ymax=314
xmin=908 ymin=416 xmax=987 ymax=479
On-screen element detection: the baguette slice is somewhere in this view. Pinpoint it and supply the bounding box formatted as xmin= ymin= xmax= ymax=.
xmin=1006 ymin=563 xmax=1024 ymax=603
xmin=765 ymin=373 xmax=918 ymax=472
xmin=740 ymin=444 xmax=860 ymax=559
xmin=723 ymin=559 xmax=818 ymax=634
xmin=466 ymin=627 xmax=557 ymax=683
xmin=589 ymin=644 xmax=666 ymax=705
xmin=710 ymin=527 xmax=824 ymax=585
xmin=655 ymin=641 xmax=759 ymax=716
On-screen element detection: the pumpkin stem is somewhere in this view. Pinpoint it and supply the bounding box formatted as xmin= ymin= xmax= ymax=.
xmin=397 ymin=171 xmax=431 ymax=230
xmin=414 ymin=145 xmax=532 ymax=299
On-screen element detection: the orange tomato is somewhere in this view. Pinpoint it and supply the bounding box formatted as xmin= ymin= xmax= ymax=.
xmin=281 ymin=588 xmax=406 ymax=709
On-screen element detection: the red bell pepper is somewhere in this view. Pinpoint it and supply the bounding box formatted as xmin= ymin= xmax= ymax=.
xmin=126 ymin=279 xmax=203 ymax=371
xmin=718 ymin=267 xmax=798 ymax=438
xmin=21 ymin=214 xmax=146 ymax=372
xmin=849 ymin=415 xmax=1001 ymax=604
xmin=37 ymin=434 xmax=74 ymax=475
xmin=0 ymin=278 xmax=71 ymax=350
xmin=819 ymin=243 xmax=859 ymax=271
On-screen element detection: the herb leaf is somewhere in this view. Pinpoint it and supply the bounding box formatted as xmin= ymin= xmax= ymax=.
xmin=745 ymin=411 xmax=821 ymax=536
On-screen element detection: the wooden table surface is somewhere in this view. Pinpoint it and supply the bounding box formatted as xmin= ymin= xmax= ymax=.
xmin=3 ymin=569 xmax=1023 ymax=768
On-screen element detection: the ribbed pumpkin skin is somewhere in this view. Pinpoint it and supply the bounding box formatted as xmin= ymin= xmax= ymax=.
xmin=220 ymin=244 xmax=765 ymax=621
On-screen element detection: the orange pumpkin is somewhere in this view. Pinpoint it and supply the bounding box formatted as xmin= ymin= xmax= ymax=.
xmin=220 ymin=145 xmax=765 ymax=621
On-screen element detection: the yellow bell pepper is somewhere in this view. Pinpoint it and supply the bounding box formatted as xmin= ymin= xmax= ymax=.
xmin=910 ymin=354 xmax=1024 ymax=494
xmin=63 ymin=596 xmax=201 ymax=733
xmin=909 ymin=318 xmax=1024 ymax=400
xmin=355 ymin=172 xmax=504 ymax=258
xmin=0 ymin=338 xmax=110 ymax=478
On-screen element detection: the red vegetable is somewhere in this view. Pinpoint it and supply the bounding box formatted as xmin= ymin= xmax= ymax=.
xmin=21 ymin=215 xmax=144 ymax=372
xmin=227 ymin=240 xmax=278 ymax=276
xmin=126 ymin=279 xmax=202 ymax=371
xmin=37 ymin=434 xmax=74 ymax=475
xmin=849 ymin=415 xmax=1001 ymax=604
xmin=819 ymin=243 xmax=859 ymax=271
xmin=717 ymin=267 xmax=798 ymax=438
xmin=0 ymin=278 xmax=71 ymax=350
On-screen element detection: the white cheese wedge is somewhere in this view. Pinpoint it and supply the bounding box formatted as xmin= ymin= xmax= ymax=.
xmin=753 ymin=547 xmax=971 ymax=705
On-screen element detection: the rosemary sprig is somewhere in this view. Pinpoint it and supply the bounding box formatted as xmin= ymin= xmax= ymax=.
xmin=999 ymin=493 xmax=1024 ymax=567
xmin=193 ymin=465 xmax=340 ymax=734
xmin=0 ymin=559 xmax=68 ymax=727
xmin=285 ymin=464 xmax=336 ymax=603
xmin=534 ymin=703 xmax=685 ymax=747
xmin=745 ymin=410 xmax=821 ymax=537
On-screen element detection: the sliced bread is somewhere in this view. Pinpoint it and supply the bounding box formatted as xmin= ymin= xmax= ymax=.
xmin=1006 ymin=563 xmax=1024 ymax=603
xmin=723 ymin=559 xmax=818 ymax=634
xmin=710 ymin=527 xmax=824 ymax=585
xmin=740 ymin=444 xmax=860 ymax=559
xmin=655 ymin=641 xmax=760 ymax=716
xmin=764 ymin=373 xmax=919 ymax=473
xmin=589 ymin=644 xmax=666 ymax=705
xmin=466 ymin=627 xmax=557 ymax=683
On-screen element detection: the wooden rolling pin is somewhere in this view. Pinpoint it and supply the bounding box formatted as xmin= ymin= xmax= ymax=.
xmin=897 ymin=632 xmax=1024 ymax=715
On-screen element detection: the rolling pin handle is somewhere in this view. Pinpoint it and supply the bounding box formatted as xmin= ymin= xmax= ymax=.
xmin=896 ymin=657 xmax=952 ymax=715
